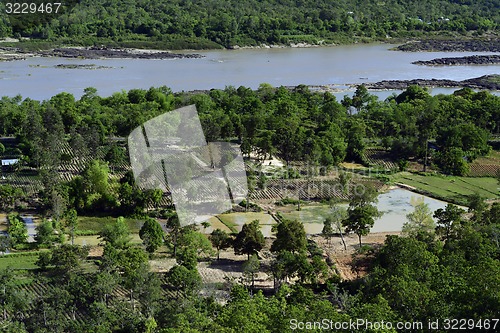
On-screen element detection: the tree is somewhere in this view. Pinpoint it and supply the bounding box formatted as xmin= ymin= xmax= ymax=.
xmin=435 ymin=147 xmax=470 ymax=176
xmin=7 ymin=213 xmax=27 ymax=248
xmin=0 ymin=236 xmax=10 ymax=255
xmin=65 ymin=209 xmax=78 ymax=245
xmin=166 ymin=265 xmax=202 ymax=296
xmin=92 ymin=271 xmax=118 ymax=305
xmin=0 ymin=185 xmax=25 ymax=211
xmin=119 ymin=246 xmax=150 ymax=284
xmin=343 ymin=183 xmax=380 ymax=247
xmin=49 ymin=244 xmax=90 ymax=275
xmin=99 ymin=216 xmax=131 ymax=249
xmin=234 ymin=220 xmax=265 ymax=259
xmin=326 ymin=203 xmax=348 ymax=250
xmin=50 ymin=190 xmax=66 ymax=224
xmin=29 ymin=286 xmax=73 ymax=332
xmin=165 ymin=214 xmax=181 ymax=257
xmin=81 ymin=159 xmax=117 ymax=210
xmin=177 ymin=227 xmax=214 ymax=259
xmin=343 ymin=205 xmax=378 ymax=247
xmin=402 ymin=200 xmax=435 ymax=236
xmin=139 ymin=217 xmax=164 ymax=254
xmin=209 ymin=229 xmax=232 ymax=260
xmin=242 ymin=254 xmax=260 ymax=292
xmin=270 ymin=218 xmax=307 ymax=254
xmin=35 ymin=220 xmax=59 ymax=248
xmin=0 ymin=268 xmax=29 ymax=321
xmin=467 ymin=193 xmax=487 ymax=223
xmin=434 ymin=204 xmax=466 ymax=242
xmin=322 ymin=218 xmax=334 ymax=246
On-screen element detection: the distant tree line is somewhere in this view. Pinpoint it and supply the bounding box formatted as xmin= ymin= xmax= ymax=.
xmin=0 ymin=0 xmax=498 ymax=48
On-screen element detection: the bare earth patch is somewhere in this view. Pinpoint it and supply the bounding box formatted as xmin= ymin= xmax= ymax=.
xmin=312 ymin=232 xmax=400 ymax=280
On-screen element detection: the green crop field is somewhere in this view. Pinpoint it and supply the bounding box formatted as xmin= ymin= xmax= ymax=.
xmin=0 ymin=253 xmax=39 ymax=270
xmin=217 ymin=212 xmax=276 ymax=233
xmin=77 ymin=216 xmax=144 ymax=234
xmin=391 ymin=172 xmax=499 ymax=204
xmin=281 ymin=205 xmax=336 ymax=224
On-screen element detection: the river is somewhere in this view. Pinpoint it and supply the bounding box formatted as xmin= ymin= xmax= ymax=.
xmin=1 ymin=43 xmax=499 ymax=100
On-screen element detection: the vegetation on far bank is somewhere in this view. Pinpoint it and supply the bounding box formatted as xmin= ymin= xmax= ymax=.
xmin=0 ymin=0 xmax=499 ymax=50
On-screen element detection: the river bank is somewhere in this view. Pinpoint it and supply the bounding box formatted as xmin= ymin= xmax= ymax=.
xmin=0 ymin=46 xmax=204 ymax=60
xmin=2 ymin=36 xmax=499 ymax=61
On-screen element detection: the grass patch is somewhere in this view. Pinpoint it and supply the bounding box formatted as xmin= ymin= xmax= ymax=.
xmin=218 ymin=212 xmax=275 ymax=225
xmin=391 ymin=172 xmax=499 ymax=205
xmin=281 ymin=205 xmax=335 ymax=224
xmin=476 ymin=150 xmax=500 ymax=163
xmin=0 ymin=253 xmax=39 ymax=270
xmin=73 ymin=233 xmax=142 ymax=246
xmin=77 ymin=216 xmax=144 ymax=234
xmin=215 ymin=216 xmax=238 ymax=233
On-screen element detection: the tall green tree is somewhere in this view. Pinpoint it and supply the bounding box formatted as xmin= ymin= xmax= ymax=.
xmin=35 ymin=220 xmax=59 ymax=248
xmin=139 ymin=217 xmax=164 ymax=254
xmin=209 ymin=229 xmax=232 ymax=260
xmin=342 ymin=183 xmax=379 ymax=247
xmin=65 ymin=209 xmax=78 ymax=245
xmin=234 ymin=220 xmax=265 ymax=259
xmin=99 ymin=216 xmax=131 ymax=249
xmin=402 ymin=200 xmax=435 ymax=236
xmin=243 ymin=254 xmax=260 ymax=292
xmin=434 ymin=204 xmax=466 ymax=243
xmin=7 ymin=213 xmax=27 ymax=248
xmin=270 ymin=218 xmax=307 ymax=254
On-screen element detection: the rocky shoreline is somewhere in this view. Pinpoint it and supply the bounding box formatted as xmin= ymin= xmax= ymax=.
xmin=396 ymin=39 xmax=500 ymax=52
xmin=1 ymin=46 xmax=204 ymax=60
xmin=413 ymin=55 xmax=500 ymax=66
xmin=363 ymin=74 xmax=500 ymax=90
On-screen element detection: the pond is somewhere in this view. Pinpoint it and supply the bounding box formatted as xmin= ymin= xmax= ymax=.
xmin=284 ymin=188 xmax=451 ymax=234
xmin=211 ymin=188 xmax=453 ymax=236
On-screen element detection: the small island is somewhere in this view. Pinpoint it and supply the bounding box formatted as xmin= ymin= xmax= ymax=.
xmin=363 ymin=74 xmax=500 ymax=90
xmin=412 ymin=55 xmax=500 ymax=66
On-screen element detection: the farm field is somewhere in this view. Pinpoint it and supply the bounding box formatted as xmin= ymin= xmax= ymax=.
xmin=469 ymin=150 xmax=500 ymax=176
xmin=197 ymin=216 xmax=233 ymax=234
xmin=77 ymin=216 xmax=145 ymax=234
xmin=391 ymin=172 xmax=499 ymax=204
xmin=72 ymin=234 xmax=142 ymax=247
xmin=280 ymin=205 xmax=333 ymax=224
xmin=217 ymin=212 xmax=276 ymax=229
xmin=0 ymin=253 xmax=40 ymax=270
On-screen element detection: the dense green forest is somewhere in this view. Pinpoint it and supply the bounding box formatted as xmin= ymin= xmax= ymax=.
xmin=0 ymin=0 xmax=499 ymax=48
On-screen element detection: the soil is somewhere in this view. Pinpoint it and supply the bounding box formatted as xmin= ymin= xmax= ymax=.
xmin=311 ymin=232 xmax=400 ymax=280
